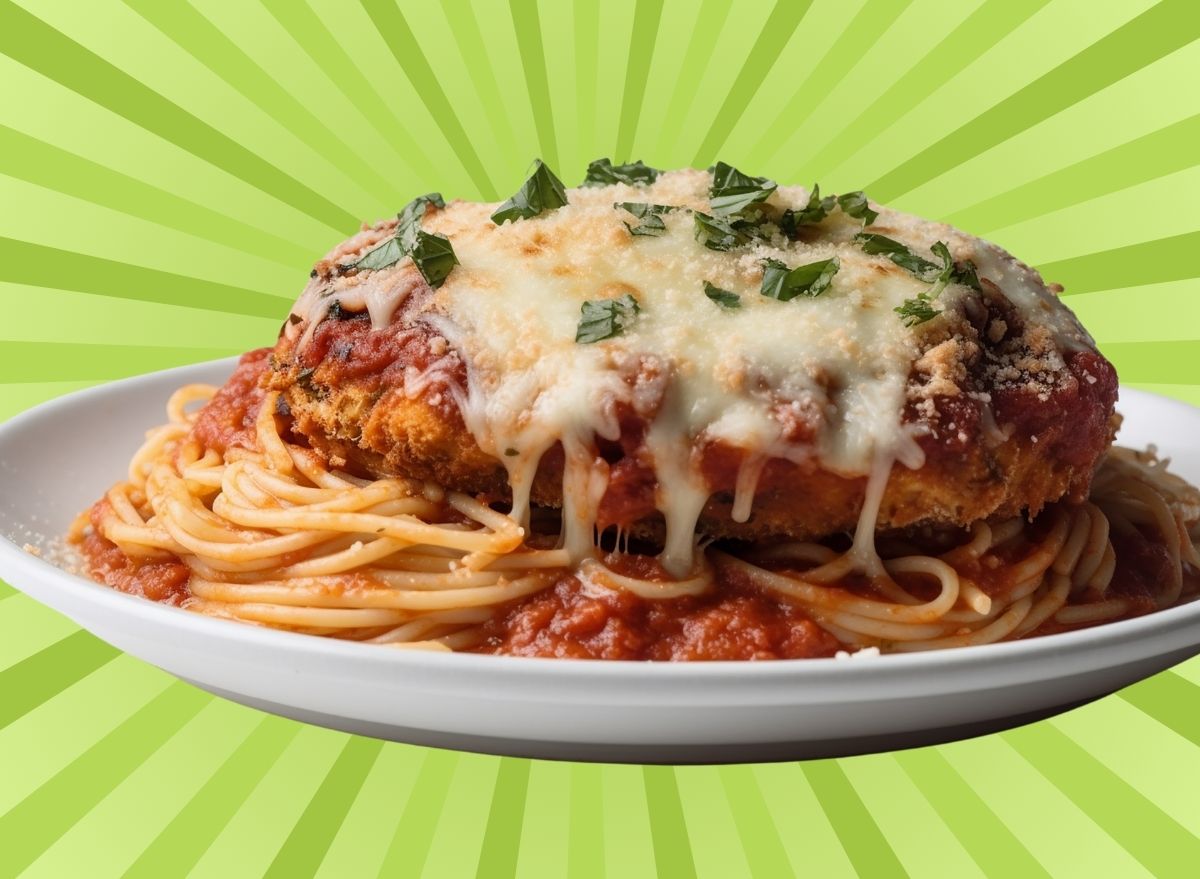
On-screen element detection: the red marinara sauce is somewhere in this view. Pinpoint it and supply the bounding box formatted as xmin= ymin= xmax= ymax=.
xmin=76 ymin=500 xmax=190 ymax=606
xmin=473 ymin=555 xmax=841 ymax=660
xmin=191 ymin=347 xmax=271 ymax=455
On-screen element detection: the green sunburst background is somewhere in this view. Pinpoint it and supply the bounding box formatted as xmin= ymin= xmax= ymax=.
xmin=2 ymin=0 xmax=1199 ymax=876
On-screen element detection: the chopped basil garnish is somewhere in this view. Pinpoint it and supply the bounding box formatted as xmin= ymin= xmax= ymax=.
xmin=352 ymin=192 xmax=453 ymax=283
xmin=583 ymin=158 xmax=660 ymax=187
xmin=693 ymin=211 xmax=754 ymax=251
xmin=409 ymin=231 xmax=458 ymax=288
xmin=860 ymin=238 xmax=980 ymax=326
xmin=353 ymin=236 xmax=405 ymax=271
xmin=703 ymin=281 xmax=741 ymax=309
xmin=616 ymin=202 xmax=672 ymax=237
xmin=796 ymin=184 xmax=837 ymax=224
xmin=576 ymin=293 xmax=641 ymax=343
xmin=396 ymin=193 xmax=445 ymax=249
xmin=836 ymin=191 xmax=878 ymax=226
xmin=708 ymin=161 xmax=777 ymax=217
xmin=954 ymin=259 xmax=981 ymax=291
xmin=760 ymin=256 xmax=840 ymax=301
xmin=780 ymin=185 xmax=834 ymax=237
xmin=780 ymin=186 xmax=877 ymax=236
xmin=491 ymin=159 xmax=568 ymax=224
xmin=927 ymin=241 xmax=958 ymax=296
xmin=894 ymin=296 xmax=941 ymax=327
xmin=855 ymin=233 xmax=942 ymax=280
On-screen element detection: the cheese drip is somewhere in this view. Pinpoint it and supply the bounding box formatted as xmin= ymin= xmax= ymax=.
xmin=287 ymin=169 xmax=1097 ymax=577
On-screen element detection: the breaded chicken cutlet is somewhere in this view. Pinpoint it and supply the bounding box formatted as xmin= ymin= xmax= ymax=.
xmin=265 ymin=168 xmax=1117 ymax=563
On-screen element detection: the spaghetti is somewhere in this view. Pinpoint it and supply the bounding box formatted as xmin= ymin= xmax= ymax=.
xmin=72 ymin=382 xmax=1200 ymax=657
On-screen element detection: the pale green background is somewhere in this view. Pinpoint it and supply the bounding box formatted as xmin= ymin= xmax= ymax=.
xmin=1 ymin=0 xmax=1199 ymax=876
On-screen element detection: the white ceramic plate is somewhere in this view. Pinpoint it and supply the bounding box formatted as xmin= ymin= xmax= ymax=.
xmin=2 ymin=358 xmax=1199 ymax=763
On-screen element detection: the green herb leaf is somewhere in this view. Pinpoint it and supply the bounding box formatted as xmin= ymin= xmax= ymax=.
xmin=895 ymin=296 xmax=941 ymax=326
xmin=352 ymin=193 xmax=446 ymax=272
xmin=709 ymin=161 xmax=777 ymax=217
xmin=396 ymin=192 xmax=445 ymax=249
xmin=796 ymin=184 xmax=837 ymax=224
xmin=352 ymin=236 xmax=405 ymax=271
xmin=582 ymin=158 xmax=660 ymax=187
xmin=491 ymin=159 xmax=569 ymax=224
xmin=616 ymin=202 xmax=672 ymax=237
xmin=954 ymin=259 xmax=981 ymax=291
xmin=928 ymin=241 xmax=956 ymax=292
xmin=410 ymin=231 xmax=458 ymax=288
xmin=576 ymin=293 xmax=641 ymax=343
xmin=693 ymin=211 xmax=754 ymax=251
xmin=876 ymin=240 xmax=978 ymax=327
xmin=854 ymin=233 xmax=942 ymax=281
xmin=703 ymin=281 xmax=742 ymax=309
xmin=836 ymin=191 xmax=878 ymax=226
xmin=760 ymin=256 xmax=840 ymax=301
xmin=780 ymin=184 xmax=837 ymax=237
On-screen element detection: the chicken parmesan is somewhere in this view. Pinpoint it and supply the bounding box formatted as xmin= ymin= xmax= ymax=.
xmin=72 ymin=160 xmax=1200 ymax=659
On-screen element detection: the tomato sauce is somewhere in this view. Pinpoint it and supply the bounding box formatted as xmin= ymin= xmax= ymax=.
xmin=76 ymin=501 xmax=190 ymax=606
xmin=191 ymin=348 xmax=271 ymax=455
xmin=473 ymin=554 xmax=842 ymax=660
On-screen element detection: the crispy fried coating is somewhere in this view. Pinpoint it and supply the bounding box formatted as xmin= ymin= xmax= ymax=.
xmin=267 ymin=264 xmax=1117 ymax=543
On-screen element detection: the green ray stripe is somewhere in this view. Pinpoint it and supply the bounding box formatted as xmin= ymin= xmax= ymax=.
xmin=0 ymin=238 xmax=289 ymax=319
xmin=358 ymin=0 xmax=497 ymax=199
xmin=263 ymin=736 xmax=383 ymax=878
xmin=805 ymin=0 xmax=1048 ymax=179
xmin=948 ymin=114 xmax=1200 ymax=232
xmin=801 ymin=760 xmax=909 ymax=878
xmin=509 ymin=0 xmax=558 ymax=171
xmin=1039 ymin=231 xmax=1199 ymax=296
xmin=259 ymin=0 xmax=440 ymax=184
xmin=1120 ymin=671 xmax=1200 ymax=747
xmin=567 ymin=763 xmax=604 ymax=879
xmin=0 ymin=0 xmax=356 ymax=232
xmin=0 ymin=341 xmax=236 ymax=383
xmin=0 ymin=631 xmax=117 ymax=732
xmin=123 ymin=716 xmax=300 ymax=879
xmin=474 ymin=758 xmax=531 ymax=879
xmin=121 ymin=0 xmax=404 ymax=205
xmin=0 ymin=125 xmax=313 ymax=267
xmin=691 ymin=0 xmax=813 ymax=166
xmin=652 ymin=0 xmax=732 ymax=159
xmin=573 ymin=0 xmax=600 ymax=163
xmin=376 ymin=748 xmax=458 ymax=878
xmin=1005 ymin=723 xmax=1200 ymax=879
xmin=869 ymin=0 xmax=1200 ymax=201
xmin=441 ymin=0 xmax=520 ymax=167
xmin=641 ymin=766 xmax=697 ymax=879
xmin=896 ymin=750 xmax=1050 ymax=878
xmin=718 ymin=767 xmax=795 ymax=878
xmin=0 ymin=681 xmax=207 ymax=877
xmin=614 ymin=0 xmax=664 ymax=161
xmin=1101 ymin=340 xmax=1200 ymax=384
xmin=751 ymin=0 xmax=910 ymax=169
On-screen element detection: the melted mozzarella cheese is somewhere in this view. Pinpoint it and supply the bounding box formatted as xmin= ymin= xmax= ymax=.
xmin=290 ymin=169 xmax=1096 ymax=576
